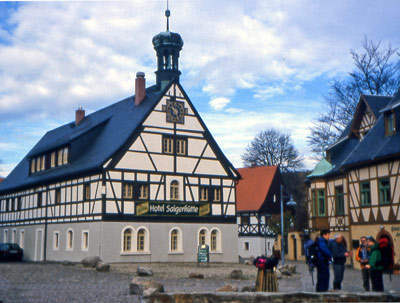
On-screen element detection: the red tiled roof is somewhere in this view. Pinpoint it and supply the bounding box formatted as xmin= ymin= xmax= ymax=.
xmin=236 ymin=165 xmax=279 ymax=212
xmin=0 ymin=178 xmax=4 ymax=183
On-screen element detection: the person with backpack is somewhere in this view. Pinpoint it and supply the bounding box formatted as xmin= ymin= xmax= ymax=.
xmin=365 ymin=236 xmax=384 ymax=292
xmin=304 ymin=234 xmax=317 ymax=285
xmin=356 ymin=236 xmax=371 ymax=291
xmin=329 ymin=233 xmax=352 ymax=290
xmin=377 ymin=235 xmax=394 ymax=277
xmin=315 ymin=229 xmax=332 ymax=292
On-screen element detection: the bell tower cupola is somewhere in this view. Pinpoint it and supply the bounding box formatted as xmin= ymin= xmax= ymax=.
xmin=152 ymin=4 xmax=184 ymax=91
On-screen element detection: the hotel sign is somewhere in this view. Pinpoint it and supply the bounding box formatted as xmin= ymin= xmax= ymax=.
xmin=136 ymin=202 xmax=211 ymax=216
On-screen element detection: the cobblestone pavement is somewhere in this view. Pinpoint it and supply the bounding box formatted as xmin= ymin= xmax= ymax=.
xmin=1 ymin=260 xmax=399 ymax=303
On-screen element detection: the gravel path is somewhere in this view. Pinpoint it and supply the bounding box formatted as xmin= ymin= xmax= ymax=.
xmin=0 ymin=260 xmax=399 ymax=303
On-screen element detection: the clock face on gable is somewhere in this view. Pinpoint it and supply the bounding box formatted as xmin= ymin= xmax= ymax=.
xmin=166 ymin=100 xmax=185 ymax=123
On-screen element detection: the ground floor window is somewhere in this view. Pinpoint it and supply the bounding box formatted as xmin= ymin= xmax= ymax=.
xmin=53 ymin=231 xmax=60 ymax=250
xmin=123 ymin=228 xmax=133 ymax=252
xmin=12 ymin=229 xmax=16 ymax=243
xmin=169 ymin=228 xmax=183 ymax=253
xmin=82 ymin=231 xmax=89 ymax=251
xmin=121 ymin=226 xmax=149 ymax=254
xmin=137 ymin=229 xmax=145 ymax=251
xmin=19 ymin=230 xmax=25 ymax=249
xmin=66 ymin=229 xmax=74 ymax=250
xmin=199 ymin=229 xmax=207 ymax=246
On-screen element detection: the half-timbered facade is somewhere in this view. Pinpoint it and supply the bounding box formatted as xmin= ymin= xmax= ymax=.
xmin=0 ymin=12 xmax=239 ymax=263
xmin=236 ymin=166 xmax=281 ymax=260
xmin=306 ymin=92 xmax=400 ymax=267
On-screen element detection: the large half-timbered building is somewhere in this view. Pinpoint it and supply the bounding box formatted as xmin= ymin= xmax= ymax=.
xmin=236 ymin=166 xmax=281 ymax=260
xmin=306 ymin=92 xmax=400 ymax=267
xmin=0 ymin=11 xmax=239 ymax=263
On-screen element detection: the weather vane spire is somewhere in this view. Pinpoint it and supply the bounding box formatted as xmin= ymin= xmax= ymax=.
xmin=165 ymin=0 xmax=170 ymax=31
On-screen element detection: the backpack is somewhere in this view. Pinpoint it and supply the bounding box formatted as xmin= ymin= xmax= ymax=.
xmin=305 ymin=239 xmax=319 ymax=269
xmin=253 ymin=256 xmax=279 ymax=270
xmin=378 ymin=236 xmax=394 ymax=274
xmin=254 ymin=256 xmax=268 ymax=269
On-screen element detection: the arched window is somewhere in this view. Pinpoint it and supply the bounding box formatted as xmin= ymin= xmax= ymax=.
xmin=211 ymin=229 xmax=218 ymax=251
xmin=137 ymin=229 xmax=145 ymax=251
xmin=170 ymin=180 xmax=179 ymax=201
xmin=123 ymin=229 xmax=132 ymax=252
xmin=171 ymin=229 xmax=178 ymax=251
xmin=199 ymin=229 xmax=207 ymax=246
xmin=67 ymin=229 xmax=74 ymax=250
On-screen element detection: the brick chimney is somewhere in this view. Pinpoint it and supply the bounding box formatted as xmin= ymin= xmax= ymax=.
xmin=75 ymin=106 xmax=85 ymax=125
xmin=135 ymin=72 xmax=146 ymax=106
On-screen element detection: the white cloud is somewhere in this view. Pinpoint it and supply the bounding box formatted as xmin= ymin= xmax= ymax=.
xmin=209 ymin=97 xmax=231 ymax=111
xmin=1 ymin=0 xmax=400 ymax=176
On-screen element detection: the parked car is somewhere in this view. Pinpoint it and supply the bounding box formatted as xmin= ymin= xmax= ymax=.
xmin=0 ymin=243 xmax=23 ymax=261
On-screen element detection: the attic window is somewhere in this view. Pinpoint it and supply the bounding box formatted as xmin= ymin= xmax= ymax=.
xmin=385 ymin=111 xmax=396 ymax=136
xmin=30 ymin=146 xmax=70 ymax=174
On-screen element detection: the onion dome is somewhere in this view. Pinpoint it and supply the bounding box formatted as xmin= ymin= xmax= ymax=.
xmin=152 ymin=7 xmax=184 ymax=90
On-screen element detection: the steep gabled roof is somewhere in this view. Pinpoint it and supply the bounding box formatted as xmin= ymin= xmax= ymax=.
xmin=363 ymin=95 xmax=393 ymax=118
xmin=0 ymin=84 xmax=165 ymax=194
xmin=236 ymin=166 xmax=279 ymax=212
xmin=349 ymin=94 xmax=392 ymax=138
xmin=309 ymin=92 xmax=400 ymax=178
xmin=0 ymin=81 xmax=239 ymax=194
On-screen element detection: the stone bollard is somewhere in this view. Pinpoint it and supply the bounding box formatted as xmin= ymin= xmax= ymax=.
xmin=81 ymin=256 xmax=102 ymax=268
xmin=137 ymin=267 xmax=154 ymax=277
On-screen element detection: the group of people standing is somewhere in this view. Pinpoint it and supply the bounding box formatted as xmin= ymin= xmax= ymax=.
xmin=356 ymin=235 xmax=385 ymax=292
xmin=314 ymin=229 xmax=385 ymax=292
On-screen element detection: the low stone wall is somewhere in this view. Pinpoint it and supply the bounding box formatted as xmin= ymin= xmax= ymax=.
xmin=144 ymin=292 xmax=400 ymax=303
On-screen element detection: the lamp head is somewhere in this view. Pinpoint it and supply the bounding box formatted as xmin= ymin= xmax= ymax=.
xmin=286 ymin=195 xmax=297 ymax=206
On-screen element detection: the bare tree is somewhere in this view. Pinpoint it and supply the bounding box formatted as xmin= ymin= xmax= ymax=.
xmin=308 ymin=36 xmax=400 ymax=157
xmin=241 ymin=128 xmax=303 ymax=172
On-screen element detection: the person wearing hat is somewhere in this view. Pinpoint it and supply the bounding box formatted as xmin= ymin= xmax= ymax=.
xmin=365 ymin=236 xmax=384 ymax=292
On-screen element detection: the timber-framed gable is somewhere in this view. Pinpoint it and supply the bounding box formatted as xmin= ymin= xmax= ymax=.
xmin=0 ymin=9 xmax=239 ymax=263
xmin=306 ymin=91 xmax=400 ymax=268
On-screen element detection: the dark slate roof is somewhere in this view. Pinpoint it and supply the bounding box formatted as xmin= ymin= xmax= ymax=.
xmin=341 ymin=109 xmax=400 ymax=167
xmin=0 ymin=81 xmax=239 ymax=194
xmin=309 ymin=92 xmax=400 ymax=178
xmin=363 ymin=95 xmax=392 ymax=117
xmin=0 ymin=85 xmax=164 ymax=194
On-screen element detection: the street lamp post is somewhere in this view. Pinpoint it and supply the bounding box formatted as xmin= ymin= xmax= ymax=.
xmin=280 ymin=184 xmax=297 ymax=267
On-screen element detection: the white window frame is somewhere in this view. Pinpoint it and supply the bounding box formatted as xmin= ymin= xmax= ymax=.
xmin=168 ymin=227 xmax=183 ymax=254
xmin=81 ymin=230 xmax=89 ymax=251
xmin=3 ymin=230 xmax=8 ymax=243
xmin=53 ymin=231 xmax=60 ymax=250
xmin=12 ymin=229 xmax=17 ymax=243
xmin=210 ymin=228 xmax=222 ymax=253
xmin=136 ymin=226 xmax=150 ymax=254
xmin=66 ymin=229 xmax=74 ymax=251
xmin=121 ymin=226 xmax=135 ymax=254
xmin=198 ymin=228 xmax=209 ymax=247
xmin=19 ymin=230 xmax=25 ymax=249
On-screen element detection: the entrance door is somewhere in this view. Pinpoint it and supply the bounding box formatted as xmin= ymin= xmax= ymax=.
xmin=35 ymin=229 xmax=44 ymax=261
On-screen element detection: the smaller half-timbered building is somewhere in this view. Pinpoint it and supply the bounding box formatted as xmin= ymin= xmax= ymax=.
xmin=0 ymin=11 xmax=239 ymax=263
xmin=236 ymin=166 xmax=281 ymax=260
xmin=306 ymin=92 xmax=400 ymax=267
